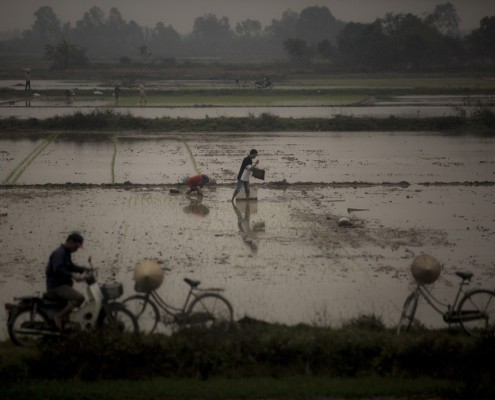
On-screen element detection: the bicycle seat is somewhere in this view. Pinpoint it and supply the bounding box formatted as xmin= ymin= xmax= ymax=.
xmin=455 ymin=272 xmax=473 ymax=280
xmin=184 ymin=278 xmax=201 ymax=288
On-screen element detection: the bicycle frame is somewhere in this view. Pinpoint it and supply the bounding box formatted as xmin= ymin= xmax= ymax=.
xmin=146 ymin=280 xmax=224 ymax=320
xmin=411 ymin=276 xmax=472 ymax=323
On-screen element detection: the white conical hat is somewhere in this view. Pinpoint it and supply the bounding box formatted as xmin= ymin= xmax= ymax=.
xmin=134 ymin=259 xmax=164 ymax=292
xmin=411 ymin=254 xmax=441 ymax=284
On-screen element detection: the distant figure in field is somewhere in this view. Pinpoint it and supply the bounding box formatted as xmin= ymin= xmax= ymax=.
xmin=65 ymin=89 xmax=75 ymax=104
xmin=23 ymin=68 xmax=31 ymax=91
xmin=114 ymin=84 xmax=121 ymax=104
xmin=183 ymin=174 xmax=210 ymax=197
xmin=139 ymin=83 xmax=147 ymax=106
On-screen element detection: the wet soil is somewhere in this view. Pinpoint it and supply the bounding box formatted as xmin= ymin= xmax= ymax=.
xmin=0 ymin=131 xmax=494 ymax=339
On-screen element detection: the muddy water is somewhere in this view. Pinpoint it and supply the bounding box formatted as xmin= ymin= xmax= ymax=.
xmin=0 ymin=131 xmax=494 ymax=340
xmin=1 ymin=132 xmax=494 ymax=185
xmin=0 ymin=184 xmax=493 ymax=339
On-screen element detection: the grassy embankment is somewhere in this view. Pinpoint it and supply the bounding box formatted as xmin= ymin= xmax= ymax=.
xmin=1 ymin=107 xmax=494 ymax=136
xmin=1 ymin=315 xmax=494 ymax=399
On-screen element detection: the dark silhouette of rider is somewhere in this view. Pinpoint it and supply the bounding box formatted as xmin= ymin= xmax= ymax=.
xmin=45 ymin=232 xmax=87 ymax=331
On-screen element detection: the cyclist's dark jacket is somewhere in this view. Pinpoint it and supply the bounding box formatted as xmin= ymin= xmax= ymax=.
xmin=237 ymin=156 xmax=252 ymax=180
xmin=45 ymin=245 xmax=85 ymax=290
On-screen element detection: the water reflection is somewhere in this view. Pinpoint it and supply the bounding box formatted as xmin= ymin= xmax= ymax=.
xmin=183 ymin=197 xmax=210 ymax=217
xmin=0 ymin=184 xmax=493 ymax=339
xmin=232 ymin=201 xmax=259 ymax=253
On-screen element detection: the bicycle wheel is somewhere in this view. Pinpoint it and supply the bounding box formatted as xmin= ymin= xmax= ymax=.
xmin=122 ymin=295 xmax=160 ymax=334
xmin=8 ymin=308 xmax=50 ymax=347
xmin=458 ymin=289 xmax=495 ymax=337
xmin=397 ymin=292 xmax=418 ymax=334
xmin=184 ymin=293 xmax=234 ymax=328
xmin=99 ymin=303 xmax=139 ymax=334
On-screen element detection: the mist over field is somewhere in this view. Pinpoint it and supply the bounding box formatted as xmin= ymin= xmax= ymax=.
xmin=0 ymin=0 xmax=492 ymax=33
xmin=0 ymin=0 xmax=493 ymax=68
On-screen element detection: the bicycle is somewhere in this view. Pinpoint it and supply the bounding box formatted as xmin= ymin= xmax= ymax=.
xmin=397 ymin=271 xmax=495 ymax=336
xmin=123 ymin=269 xmax=234 ymax=334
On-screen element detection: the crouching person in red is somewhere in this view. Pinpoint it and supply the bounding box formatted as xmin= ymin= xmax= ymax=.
xmin=184 ymin=174 xmax=210 ymax=197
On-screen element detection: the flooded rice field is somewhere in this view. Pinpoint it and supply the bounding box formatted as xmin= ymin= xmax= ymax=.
xmin=1 ymin=78 xmax=494 ymax=119
xmin=0 ymin=131 xmax=494 ymax=339
xmin=1 ymin=132 xmax=494 ymax=184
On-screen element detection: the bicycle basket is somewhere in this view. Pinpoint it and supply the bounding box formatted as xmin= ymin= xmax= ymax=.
xmin=100 ymin=282 xmax=123 ymax=301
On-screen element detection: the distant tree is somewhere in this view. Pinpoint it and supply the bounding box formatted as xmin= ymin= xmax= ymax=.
xmin=149 ymin=22 xmax=181 ymax=55
xmin=44 ymin=38 xmax=88 ymax=69
xmin=380 ymin=13 xmax=446 ymax=69
xmin=125 ymin=20 xmax=145 ymax=50
xmin=296 ymin=6 xmax=344 ymax=44
xmin=235 ymin=19 xmax=262 ymax=37
xmin=32 ymin=6 xmax=62 ymax=43
xmin=424 ymin=2 xmax=460 ymax=37
xmin=315 ymin=39 xmax=336 ymax=61
xmin=466 ymin=16 xmax=495 ymax=64
xmin=188 ymin=14 xmax=234 ymax=55
xmin=265 ymin=10 xmax=298 ymax=42
xmin=107 ymin=7 xmax=126 ymax=31
xmin=139 ymin=45 xmax=151 ymax=63
xmin=76 ymin=6 xmax=105 ymax=31
xmin=337 ymin=21 xmax=392 ymax=71
xmin=191 ymin=14 xmax=233 ymax=41
xmin=284 ymin=38 xmax=313 ymax=63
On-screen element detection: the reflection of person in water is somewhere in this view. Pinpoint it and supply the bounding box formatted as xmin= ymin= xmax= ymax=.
xmin=232 ymin=201 xmax=258 ymax=253
xmin=183 ymin=198 xmax=210 ymax=217
xmin=184 ymin=174 xmax=210 ymax=197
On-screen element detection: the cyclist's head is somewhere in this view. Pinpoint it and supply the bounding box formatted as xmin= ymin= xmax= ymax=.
xmin=66 ymin=232 xmax=84 ymax=252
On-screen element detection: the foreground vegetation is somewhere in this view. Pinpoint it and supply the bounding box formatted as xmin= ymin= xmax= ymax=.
xmin=0 ymin=376 xmax=455 ymax=400
xmin=1 ymin=316 xmax=494 ymax=399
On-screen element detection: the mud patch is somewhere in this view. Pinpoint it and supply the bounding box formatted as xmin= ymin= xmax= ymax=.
xmin=1 ymin=130 xmax=494 ymax=339
xmin=0 ymin=184 xmax=493 ymax=339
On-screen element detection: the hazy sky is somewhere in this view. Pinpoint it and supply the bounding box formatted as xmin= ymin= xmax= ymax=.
xmin=1 ymin=0 xmax=493 ymax=33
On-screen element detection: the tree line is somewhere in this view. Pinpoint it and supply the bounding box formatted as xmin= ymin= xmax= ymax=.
xmin=0 ymin=3 xmax=493 ymax=71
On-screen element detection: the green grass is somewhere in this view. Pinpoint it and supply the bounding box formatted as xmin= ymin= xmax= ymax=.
xmin=0 ymin=91 xmax=367 ymax=107
xmin=1 ymin=315 xmax=494 ymax=399
xmin=0 ymin=376 xmax=453 ymax=400
xmin=291 ymin=76 xmax=495 ymax=90
xmin=1 ymin=108 xmax=493 ymax=135
xmin=1 ymin=131 xmax=61 ymax=184
xmin=111 ymin=94 xmax=366 ymax=107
